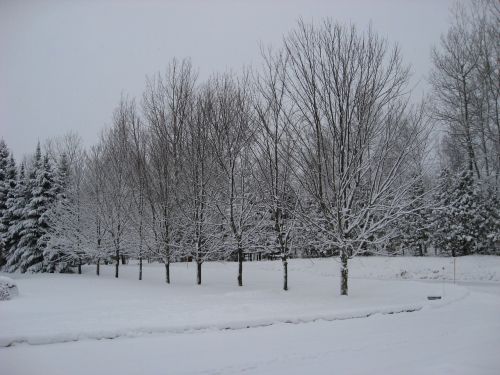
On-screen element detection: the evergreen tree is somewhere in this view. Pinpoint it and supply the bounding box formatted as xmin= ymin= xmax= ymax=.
xmin=1 ymin=155 xmax=17 ymax=266
xmin=0 ymin=140 xmax=11 ymax=267
xmin=43 ymin=153 xmax=75 ymax=272
xmin=36 ymin=155 xmax=59 ymax=269
xmin=448 ymin=170 xmax=483 ymax=256
xmin=432 ymin=169 xmax=485 ymax=256
xmin=399 ymin=178 xmax=431 ymax=256
xmin=14 ymin=145 xmax=57 ymax=272
xmin=13 ymin=147 xmax=42 ymax=272
xmin=431 ymin=168 xmax=453 ymax=256
xmin=54 ymin=153 xmax=70 ymax=200
xmin=476 ymin=187 xmax=500 ymax=255
xmin=3 ymin=163 xmax=28 ymax=271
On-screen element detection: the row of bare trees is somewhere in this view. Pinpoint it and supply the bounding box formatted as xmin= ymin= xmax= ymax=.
xmin=43 ymin=19 xmax=434 ymax=296
xmin=431 ymin=0 xmax=500 ymax=184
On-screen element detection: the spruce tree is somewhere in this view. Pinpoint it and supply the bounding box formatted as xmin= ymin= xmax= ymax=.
xmin=14 ymin=145 xmax=56 ymax=272
xmin=432 ymin=169 xmax=484 ymax=256
xmin=431 ymin=168 xmax=453 ymax=256
xmin=448 ymin=170 xmax=483 ymax=256
xmin=54 ymin=153 xmax=70 ymax=200
xmin=0 ymin=140 xmax=11 ymax=267
xmin=399 ymin=178 xmax=431 ymax=256
xmin=476 ymin=187 xmax=500 ymax=255
xmin=35 ymin=155 xmax=58 ymax=270
xmin=13 ymin=147 xmax=42 ymax=272
xmin=43 ymin=153 xmax=74 ymax=272
xmin=4 ymin=163 xmax=28 ymax=271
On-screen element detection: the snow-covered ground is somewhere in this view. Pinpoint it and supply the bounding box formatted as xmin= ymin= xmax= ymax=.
xmin=1 ymin=256 xmax=499 ymax=374
xmin=285 ymin=255 xmax=500 ymax=282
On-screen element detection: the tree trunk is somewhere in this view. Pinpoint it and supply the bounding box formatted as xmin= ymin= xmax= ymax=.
xmin=165 ymin=261 xmax=170 ymax=284
xmin=197 ymin=261 xmax=202 ymax=285
xmin=121 ymin=255 xmax=126 ymax=265
xmin=283 ymin=258 xmax=288 ymax=291
xmin=139 ymin=256 xmax=143 ymax=281
xmin=340 ymin=252 xmax=348 ymax=296
xmin=237 ymin=246 xmax=243 ymax=287
xmin=96 ymin=259 xmax=100 ymax=276
xmin=115 ymin=249 xmax=119 ymax=278
xmin=78 ymin=259 xmax=82 ymax=275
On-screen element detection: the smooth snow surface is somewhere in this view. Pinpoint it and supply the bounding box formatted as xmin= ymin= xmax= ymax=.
xmin=1 ymin=256 xmax=499 ymax=374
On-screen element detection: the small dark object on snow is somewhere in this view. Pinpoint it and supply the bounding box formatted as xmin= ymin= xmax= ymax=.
xmin=427 ymin=296 xmax=442 ymax=300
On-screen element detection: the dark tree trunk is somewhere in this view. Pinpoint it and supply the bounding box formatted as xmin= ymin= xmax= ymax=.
xmin=237 ymin=246 xmax=243 ymax=287
xmin=78 ymin=259 xmax=82 ymax=275
xmin=121 ymin=255 xmax=126 ymax=265
xmin=96 ymin=259 xmax=100 ymax=276
xmin=283 ymin=258 xmax=288 ymax=291
xmin=340 ymin=252 xmax=348 ymax=296
xmin=197 ymin=261 xmax=202 ymax=285
xmin=115 ymin=249 xmax=119 ymax=278
xmin=165 ymin=261 xmax=170 ymax=284
xmin=139 ymin=256 xmax=143 ymax=281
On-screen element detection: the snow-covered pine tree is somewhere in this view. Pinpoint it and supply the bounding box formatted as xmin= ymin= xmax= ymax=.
xmin=43 ymin=153 xmax=77 ymax=273
xmin=448 ymin=170 xmax=484 ymax=256
xmin=475 ymin=186 xmax=500 ymax=255
xmin=431 ymin=168 xmax=453 ymax=256
xmin=399 ymin=177 xmax=431 ymax=256
xmin=55 ymin=153 xmax=70 ymax=199
xmin=3 ymin=163 xmax=28 ymax=271
xmin=13 ymin=147 xmax=43 ymax=272
xmin=35 ymin=155 xmax=59 ymax=271
xmin=15 ymin=146 xmax=57 ymax=272
xmin=432 ymin=169 xmax=484 ymax=256
xmin=0 ymin=140 xmax=12 ymax=267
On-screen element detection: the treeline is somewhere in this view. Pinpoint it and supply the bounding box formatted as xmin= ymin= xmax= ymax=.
xmin=0 ymin=2 xmax=499 ymax=295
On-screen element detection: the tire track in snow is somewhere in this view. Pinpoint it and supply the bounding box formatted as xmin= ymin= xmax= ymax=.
xmin=1 ymin=304 xmax=423 ymax=348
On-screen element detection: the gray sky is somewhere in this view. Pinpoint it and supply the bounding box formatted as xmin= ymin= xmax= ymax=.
xmin=1 ymin=0 xmax=455 ymax=158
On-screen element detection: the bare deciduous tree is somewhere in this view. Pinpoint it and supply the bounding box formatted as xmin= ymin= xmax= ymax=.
xmin=283 ymin=20 xmax=428 ymax=295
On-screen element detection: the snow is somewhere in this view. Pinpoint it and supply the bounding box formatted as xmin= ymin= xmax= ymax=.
xmin=0 ymin=276 xmax=18 ymax=300
xmin=283 ymin=255 xmax=500 ymax=282
xmin=0 ymin=258 xmax=468 ymax=347
xmin=0 ymin=256 xmax=499 ymax=374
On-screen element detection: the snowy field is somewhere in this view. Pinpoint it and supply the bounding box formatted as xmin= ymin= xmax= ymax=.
xmin=1 ymin=256 xmax=500 ymax=374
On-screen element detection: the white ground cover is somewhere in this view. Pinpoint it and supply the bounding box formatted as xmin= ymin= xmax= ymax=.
xmin=0 ymin=256 xmax=499 ymax=374
xmin=284 ymin=255 xmax=500 ymax=282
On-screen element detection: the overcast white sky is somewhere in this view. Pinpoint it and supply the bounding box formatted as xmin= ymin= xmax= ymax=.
xmin=1 ymin=0 xmax=456 ymax=158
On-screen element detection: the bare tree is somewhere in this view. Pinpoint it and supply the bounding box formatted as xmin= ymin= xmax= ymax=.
xmin=123 ymin=100 xmax=149 ymax=280
xmin=143 ymin=58 xmax=197 ymax=283
xmin=431 ymin=0 xmax=500 ymax=185
xmin=99 ymin=98 xmax=135 ymax=278
xmin=178 ymin=85 xmax=224 ymax=285
xmin=209 ymin=73 xmax=259 ymax=287
xmin=253 ymin=48 xmax=299 ymax=290
xmin=283 ymin=20 xmax=427 ymax=295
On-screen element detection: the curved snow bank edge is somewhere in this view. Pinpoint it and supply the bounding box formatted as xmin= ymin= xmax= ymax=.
xmin=0 ymin=304 xmax=423 ymax=348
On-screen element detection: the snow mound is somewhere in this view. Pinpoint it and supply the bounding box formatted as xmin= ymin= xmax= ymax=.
xmin=0 ymin=276 xmax=19 ymax=301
